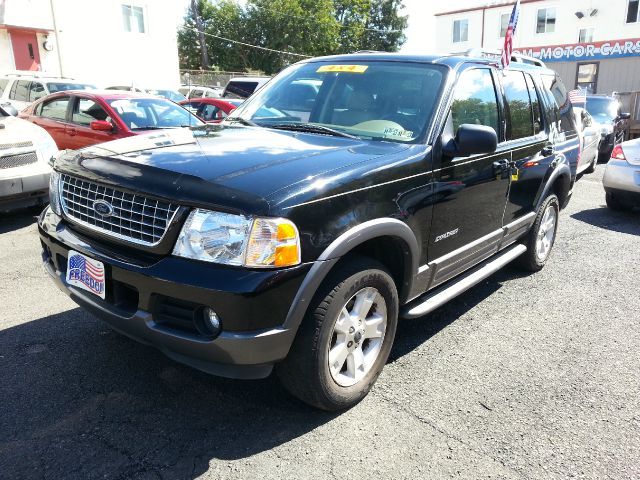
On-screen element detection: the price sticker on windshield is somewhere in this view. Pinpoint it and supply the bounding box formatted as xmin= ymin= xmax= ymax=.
xmin=316 ymin=65 xmax=369 ymax=73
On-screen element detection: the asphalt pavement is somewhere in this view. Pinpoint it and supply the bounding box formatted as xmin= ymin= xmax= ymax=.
xmin=1 ymin=166 xmax=639 ymax=479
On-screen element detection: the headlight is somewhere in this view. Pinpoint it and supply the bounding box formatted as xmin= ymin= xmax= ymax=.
xmin=36 ymin=135 xmax=59 ymax=166
xmin=49 ymin=170 xmax=62 ymax=215
xmin=173 ymin=209 xmax=301 ymax=268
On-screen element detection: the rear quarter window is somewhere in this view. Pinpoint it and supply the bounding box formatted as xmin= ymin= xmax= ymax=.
xmin=540 ymin=73 xmax=576 ymax=134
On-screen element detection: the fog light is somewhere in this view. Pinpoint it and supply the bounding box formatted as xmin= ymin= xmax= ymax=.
xmin=203 ymin=308 xmax=221 ymax=334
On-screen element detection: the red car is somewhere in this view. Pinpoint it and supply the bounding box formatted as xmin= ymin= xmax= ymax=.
xmin=179 ymin=98 xmax=237 ymax=123
xmin=19 ymin=90 xmax=203 ymax=150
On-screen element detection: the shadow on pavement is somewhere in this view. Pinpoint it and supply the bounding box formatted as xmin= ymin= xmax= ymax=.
xmin=0 ymin=264 xmax=527 ymax=479
xmin=0 ymin=208 xmax=41 ymax=234
xmin=571 ymin=207 xmax=639 ymax=235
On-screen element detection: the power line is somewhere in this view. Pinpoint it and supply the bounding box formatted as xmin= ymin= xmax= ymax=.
xmin=182 ymin=26 xmax=312 ymax=58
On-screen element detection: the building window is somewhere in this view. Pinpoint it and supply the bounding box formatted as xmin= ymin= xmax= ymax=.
xmin=576 ymin=62 xmax=599 ymax=94
xmin=452 ymin=19 xmax=469 ymax=43
xmin=122 ymin=4 xmax=145 ymax=33
xmin=578 ymin=28 xmax=594 ymax=43
xmin=536 ymin=8 xmax=556 ymax=34
xmin=627 ymin=0 xmax=640 ymax=22
xmin=500 ymin=13 xmax=510 ymax=37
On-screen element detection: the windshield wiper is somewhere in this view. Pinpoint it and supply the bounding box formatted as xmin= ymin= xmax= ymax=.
xmin=130 ymin=126 xmax=166 ymax=131
xmin=268 ymin=123 xmax=358 ymax=139
xmin=224 ymin=117 xmax=260 ymax=127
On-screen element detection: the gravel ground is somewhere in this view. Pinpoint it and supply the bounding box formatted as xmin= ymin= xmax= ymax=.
xmin=0 ymin=166 xmax=638 ymax=479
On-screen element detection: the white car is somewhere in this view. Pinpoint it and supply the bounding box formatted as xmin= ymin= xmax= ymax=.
xmin=222 ymin=77 xmax=271 ymax=99
xmin=573 ymin=106 xmax=600 ymax=175
xmin=0 ymin=104 xmax=58 ymax=212
xmin=178 ymin=85 xmax=223 ymax=99
xmin=0 ymin=75 xmax=96 ymax=111
xmin=603 ymin=138 xmax=640 ymax=211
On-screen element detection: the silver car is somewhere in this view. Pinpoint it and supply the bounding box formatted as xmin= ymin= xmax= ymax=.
xmin=603 ymin=138 xmax=640 ymax=211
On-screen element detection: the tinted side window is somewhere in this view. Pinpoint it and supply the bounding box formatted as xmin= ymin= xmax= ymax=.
xmin=541 ymin=73 xmax=575 ymax=133
xmin=29 ymin=82 xmax=47 ymax=102
xmin=451 ymin=69 xmax=499 ymax=134
xmin=40 ymin=97 xmax=70 ymax=121
xmin=72 ymin=98 xmax=110 ymax=125
xmin=525 ymin=74 xmax=542 ymax=134
xmin=503 ymin=71 xmax=534 ymax=140
xmin=11 ymin=81 xmax=31 ymax=101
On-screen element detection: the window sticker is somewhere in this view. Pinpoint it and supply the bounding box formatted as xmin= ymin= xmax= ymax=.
xmin=383 ymin=127 xmax=414 ymax=139
xmin=316 ymin=65 xmax=369 ymax=73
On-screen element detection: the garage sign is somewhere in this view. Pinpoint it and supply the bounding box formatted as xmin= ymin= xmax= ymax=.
xmin=514 ymin=38 xmax=640 ymax=62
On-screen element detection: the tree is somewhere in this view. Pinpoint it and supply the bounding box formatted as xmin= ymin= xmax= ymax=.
xmin=360 ymin=0 xmax=408 ymax=52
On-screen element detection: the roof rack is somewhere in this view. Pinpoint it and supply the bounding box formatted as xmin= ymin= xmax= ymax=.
xmin=3 ymin=72 xmax=77 ymax=80
xmin=461 ymin=48 xmax=546 ymax=67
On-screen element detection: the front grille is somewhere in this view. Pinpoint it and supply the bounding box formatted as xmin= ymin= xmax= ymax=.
xmin=60 ymin=174 xmax=179 ymax=246
xmin=0 ymin=152 xmax=38 ymax=169
xmin=0 ymin=141 xmax=33 ymax=151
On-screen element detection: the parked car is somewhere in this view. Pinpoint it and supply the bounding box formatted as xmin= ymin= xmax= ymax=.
xmin=0 ymin=75 xmax=96 ymax=111
xmin=106 ymin=86 xmax=186 ymax=103
xmin=0 ymin=102 xmax=57 ymax=212
xmin=178 ymin=85 xmax=223 ymax=99
xmin=573 ymin=106 xmax=599 ymax=174
xmin=19 ymin=90 xmax=203 ymax=150
xmin=39 ymin=52 xmax=578 ymax=410
xmin=603 ymin=139 xmax=640 ymax=211
xmin=179 ymin=98 xmax=237 ymax=123
xmin=221 ymin=77 xmax=271 ymax=99
xmin=585 ymin=95 xmax=630 ymax=160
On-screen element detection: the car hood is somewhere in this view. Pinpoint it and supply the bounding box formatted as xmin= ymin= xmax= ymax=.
xmin=54 ymin=125 xmax=410 ymax=215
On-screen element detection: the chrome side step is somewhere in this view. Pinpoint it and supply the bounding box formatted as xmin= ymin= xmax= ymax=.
xmin=401 ymin=244 xmax=527 ymax=319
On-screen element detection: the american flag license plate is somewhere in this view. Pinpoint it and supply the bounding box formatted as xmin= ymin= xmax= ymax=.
xmin=66 ymin=250 xmax=106 ymax=300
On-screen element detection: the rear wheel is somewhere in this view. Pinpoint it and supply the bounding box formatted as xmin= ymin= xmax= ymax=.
xmin=516 ymin=194 xmax=559 ymax=272
xmin=606 ymin=191 xmax=632 ymax=211
xmin=585 ymin=153 xmax=597 ymax=174
xmin=277 ymin=257 xmax=398 ymax=411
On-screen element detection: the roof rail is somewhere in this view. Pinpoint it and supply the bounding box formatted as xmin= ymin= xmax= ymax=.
xmin=2 ymin=72 xmax=77 ymax=80
xmin=462 ymin=48 xmax=546 ymax=67
xmin=353 ymin=50 xmax=383 ymax=54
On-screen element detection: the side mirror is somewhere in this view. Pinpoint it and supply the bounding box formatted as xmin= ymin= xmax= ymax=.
xmin=1 ymin=102 xmax=19 ymax=116
xmin=619 ymin=112 xmax=631 ymax=120
xmin=90 ymin=120 xmax=113 ymax=131
xmin=444 ymin=124 xmax=498 ymax=157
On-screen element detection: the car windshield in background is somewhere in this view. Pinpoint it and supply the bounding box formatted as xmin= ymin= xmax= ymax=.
xmin=229 ymin=61 xmax=446 ymax=143
xmin=586 ymin=98 xmax=618 ymax=122
xmin=223 ymin=81 xmax=259 ymax=99
xmin=106 ymin=98 xmax=203 ymax=130
xmin=47 ymin=82 xmax=96 ymax=93
xmin=148 ymin=89 xmax=187 ymax=102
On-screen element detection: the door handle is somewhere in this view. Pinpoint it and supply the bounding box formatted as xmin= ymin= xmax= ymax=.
xmin=67 ymin=128 xmax=77 ymax=136
xmin=492 ymin=159 xmax=510 ymax=170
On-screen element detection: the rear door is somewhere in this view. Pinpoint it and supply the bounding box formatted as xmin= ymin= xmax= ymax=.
xmin=66 ymin=96 xmax=116 ymax=149
xmin=31 ymin=95 xmax=72 ymax=148
xmin=428 ymin=67 xmax=512 ymax=286
xmin=8 ymin=80 xmax=31 ymax=110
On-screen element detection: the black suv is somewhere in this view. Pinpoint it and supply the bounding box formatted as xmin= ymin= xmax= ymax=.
xmin=39 ymin=53 xmax=578 ymax=410
xmin=585 ymin=95 xmax=630 ymax=160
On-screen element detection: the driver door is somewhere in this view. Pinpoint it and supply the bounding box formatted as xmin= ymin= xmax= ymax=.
xmin=428 ymin=67 xmax=511 ymax=286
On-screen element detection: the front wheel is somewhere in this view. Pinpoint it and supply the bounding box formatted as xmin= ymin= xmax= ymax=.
xmin=516 ymin=194 xmax=559 ymax=272
xmin=276 ymin=257 xmax=398 ymax=411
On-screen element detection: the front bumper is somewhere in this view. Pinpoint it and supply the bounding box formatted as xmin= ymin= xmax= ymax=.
xmin=38 ymin=207 xmax=312 ymax=379
xmin=0 ymin=166 xmax=50 ymax=211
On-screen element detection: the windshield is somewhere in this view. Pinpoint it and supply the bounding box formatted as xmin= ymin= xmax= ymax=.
xmin=47 ymin=82 xmax=96 ymax=93
xmin=228 ymin=61 xmax=446 ymax=143
xmin=148 ymin=89 xmax=187 ymax=102
xmin=106 ymin=98 xmax=204 ymax=130
xmin=586 ymin=98 xmax=619 ymax=122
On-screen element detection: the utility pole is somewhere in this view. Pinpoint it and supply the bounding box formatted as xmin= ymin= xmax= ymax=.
xmin=190 ymin=0 xmax=210 ymax=69
xmin=49 ymin=0 xmax=64 ymax=76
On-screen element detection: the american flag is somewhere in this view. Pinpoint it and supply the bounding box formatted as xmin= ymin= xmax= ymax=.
xmin=501 ymin=0 xmax=521 ymax=69
xmin=568 ymin=88 xmax=587 ymax=105
xmin=69 ymin=254 xmax=104 ymax=282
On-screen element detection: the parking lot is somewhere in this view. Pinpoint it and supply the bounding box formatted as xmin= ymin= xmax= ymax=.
xmin=0 ymin=166 xmax=638 ymax=479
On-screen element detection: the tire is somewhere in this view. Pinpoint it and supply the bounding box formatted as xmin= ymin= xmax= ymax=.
xmin=516 ymin=194 xmax=560 ymax=272
xmin=276 ymin=256 xmax=399 ymax=411
xmin=606 ymin=191 xmax=632 ymax=211
xmin=585 ymin=153 xmax=597 ymax=174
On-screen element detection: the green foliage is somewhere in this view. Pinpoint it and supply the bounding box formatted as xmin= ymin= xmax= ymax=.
xmin=178 ymin=0 xmax=408 ymax=74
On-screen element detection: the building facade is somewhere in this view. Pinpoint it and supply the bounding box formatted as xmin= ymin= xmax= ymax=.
xmin=435 ymin=0 xmax=640 ymax=95
xmin=0 ymin=0 xmax=182 ymax=87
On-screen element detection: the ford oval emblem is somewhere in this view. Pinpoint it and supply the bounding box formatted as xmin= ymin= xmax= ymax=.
xmin=93 ymin=199 xmax=114 ymax=217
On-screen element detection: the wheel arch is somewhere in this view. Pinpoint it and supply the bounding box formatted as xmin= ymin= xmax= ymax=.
xmin=536 ymin=163 xmax=572 ymax=211
xmin=283 ymin=218 xmax=419 ymax=332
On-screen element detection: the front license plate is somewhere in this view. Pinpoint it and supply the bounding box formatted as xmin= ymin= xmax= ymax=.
xmin=66 ymin=250 xmax=106 ymax=300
